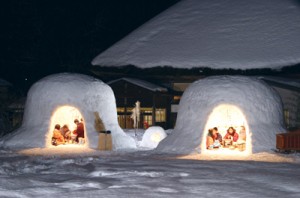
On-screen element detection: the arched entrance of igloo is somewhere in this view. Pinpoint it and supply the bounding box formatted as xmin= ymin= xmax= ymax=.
xmin=46 ymin=105 xmax=88 ymax=148
xmin=201 ymin=104 xmax=252 ymax=155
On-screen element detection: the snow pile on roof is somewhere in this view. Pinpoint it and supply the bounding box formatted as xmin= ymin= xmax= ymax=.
xmin=92 ymin=0 xmax=300 ymax=70
xmin=156 ymin=76 xmax=285 ymax=154
xmin=0 ymin=78 xmax=12 ymax=87
xmin=260 ymin=76 xmax=300 ymax=90
xmin=140 ymin=126 xmax=167 ymax=149
xmin=1 ymin=73 xmax=136 ymax=150
xmin=108 ymin=78 xmax=167 ymax=92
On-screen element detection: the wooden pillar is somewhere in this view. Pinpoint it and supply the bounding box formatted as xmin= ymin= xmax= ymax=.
xmin=124 ymin=82 xmax=128 ymax=128
xmin=124 ymin=97 xmax=127 ymax=128
xmin=166 ymin=95 xmax=171 ymax=129
xmin=152 ymin=93 xmax=156 ymax=126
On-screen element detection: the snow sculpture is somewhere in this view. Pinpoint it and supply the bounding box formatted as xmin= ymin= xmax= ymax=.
xmin=140 ymin=126 xmax=167 ymax=149
xmin=1 ymin=73 xmax=136 ymax=150
xmin=131 ymin=101 xmax=141 ymax=129
xmin=157 ymin=76 xmax=285 ymax=154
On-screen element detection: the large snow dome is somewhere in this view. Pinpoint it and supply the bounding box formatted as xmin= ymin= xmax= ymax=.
xmin=1 ymin=73 xmax=136 ymax=150
xmin=157 ymin=76 xmax=286 ymax=154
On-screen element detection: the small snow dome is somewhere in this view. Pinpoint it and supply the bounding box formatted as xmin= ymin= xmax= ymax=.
xmin=157 ymin=76 xmax=285 ymax=154
xmin=140 ymin=126 xmax=167 ymax=149
xmin=1 ymin=73 xmax=136 ymax=150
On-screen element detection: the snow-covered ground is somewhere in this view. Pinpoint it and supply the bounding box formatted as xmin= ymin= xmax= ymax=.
xmin=0 ymin=151 xmax=299 ymax=198
xmin=1 ymin=130 xmax=300 ymax=198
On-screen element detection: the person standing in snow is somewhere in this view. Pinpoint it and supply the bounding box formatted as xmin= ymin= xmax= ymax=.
xmin=74 ymin=119 xmax=84 ymax=143
xmin=52 ymin=124 xmax=65 ymax=145
xmin=224 ymin=127 xmax=239 ymax=142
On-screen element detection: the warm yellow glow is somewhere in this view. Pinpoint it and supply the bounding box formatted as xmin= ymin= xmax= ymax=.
xmin=150 ymin=133 xmax=162 ymax=143
xmin=46 ymin=105 xmax=88 ymax=148
xmin=201 ymin=104 xmax=252 ymax=156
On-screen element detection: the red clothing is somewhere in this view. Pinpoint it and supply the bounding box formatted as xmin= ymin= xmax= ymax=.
xmin=75 ymin=122 xmax=84 ymax=142
xmin=224 ymin=131 xmax=239 ymax=142
xmin=213 ymin=133 xmax=222 ymax=142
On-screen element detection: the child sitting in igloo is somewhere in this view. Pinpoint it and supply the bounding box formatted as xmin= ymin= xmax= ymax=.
xmin=60 ymin=124 xmax=71 ymax=143
xmin=70 ymin=130 xmax=77 ymax=144
xmin=236 ymin=126 xmax=246 ymax=151
xmin=52 ymin=124 xmax=65 ymax=145
xmin=206 ymin=128 xmax=222 ymax=149
xmin=238 ymin=126 xmax=246 ymax=142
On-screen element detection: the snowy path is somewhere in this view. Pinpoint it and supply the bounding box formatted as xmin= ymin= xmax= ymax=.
xmin=0 ymin=150 xmax=300 ymax=198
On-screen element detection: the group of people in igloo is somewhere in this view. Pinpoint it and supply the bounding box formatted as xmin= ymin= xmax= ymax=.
xmin=51 ymin=118 xmax=85 ymax=146
xmin=157 ymin=75 xmax=286 ymax=155
xmin=1 ymin=74 xmax=285 ymax=155
xmin=1 ymin=73 xmax=136 ymax=150
xmin=206 ymin=126 xmax=247 ymax=151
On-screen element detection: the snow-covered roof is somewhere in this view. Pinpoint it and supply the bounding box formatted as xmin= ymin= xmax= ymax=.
xmin=0 ymin=78 xmax=12 ymax=87
xmin=92 ymin=0 xmax=300 ymax=70
xmin=259 ymin=76 xmax=300 ymax=91
xmin=108 ymin=78 xmax=168 ymax=92
xmin=8 ymin=97 xmax=26 ymax=109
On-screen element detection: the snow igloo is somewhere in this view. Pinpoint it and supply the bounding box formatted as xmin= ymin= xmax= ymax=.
xmin=1 ymin=73 xmax=136 ymax=150
xmin=157 ymin=76 xmax=286 ymax=155
xmin=140 ymin=126 xmax=167 ymax=149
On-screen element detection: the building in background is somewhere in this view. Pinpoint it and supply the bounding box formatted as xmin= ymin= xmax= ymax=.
xmin=108 ymin=78 xmax=181 ymax=129
xmin=260 ymin=77 xmax=300 ymax=129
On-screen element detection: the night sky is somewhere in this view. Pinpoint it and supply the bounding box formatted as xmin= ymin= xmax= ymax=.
xmin=0 ymin=0 xmax=179 ymax=91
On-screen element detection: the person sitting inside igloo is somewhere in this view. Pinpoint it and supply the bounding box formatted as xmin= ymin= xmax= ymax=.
xmin=60 ymin=124 xmax=71 ymax=142
xmin=238 ymin=126 xmax=246 ymax=142
xmin=73 ymin=119 xmax=85 ymax=144
xmin=52 ymin=124 xmax=65 ymax=145
xmin=235 ymin=126 xmax=247 ymax=151
xmin=206 ymin=127 xmax=222 ymax=149
xmin=223 ymin=127 xmax=239 ymax=147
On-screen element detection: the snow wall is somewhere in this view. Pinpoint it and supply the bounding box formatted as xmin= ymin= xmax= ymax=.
xmin=1 ymin=73 xmax=136 ymax=150
xmin=156 ymin=76 xmax=286 ymax=154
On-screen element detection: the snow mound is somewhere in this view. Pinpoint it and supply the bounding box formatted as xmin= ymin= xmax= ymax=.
xmin=140 ymin=126 xmax=167 ymax=149
xmin=1 ymin=73 xmax=136 ymax=150
xmin=92 ymin=0 xmax=300 ymax=69
xmin=156 ymin=76 xmax=286 ymax=154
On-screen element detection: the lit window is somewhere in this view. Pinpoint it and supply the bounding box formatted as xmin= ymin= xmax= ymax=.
xmin=155 ymin=108 xmax=166 ymax=122
xmin=284 ymin=109 xmax=289 ymax=127
xmin=143 ymin=115 xmax=153 ymax=126
xmin=117 ymin=107 xmax=124 ymax=113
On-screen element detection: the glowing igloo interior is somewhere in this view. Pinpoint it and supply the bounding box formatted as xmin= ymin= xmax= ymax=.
xmin=201 ymin=104 xmax=251 ymax=155
xmin=1 ymin=73 xmax=136 ymax=150
xmin=46 ymin=105 xmax=87 ymax=148
xmin=157 ymin=76 xmax=285 ymax=155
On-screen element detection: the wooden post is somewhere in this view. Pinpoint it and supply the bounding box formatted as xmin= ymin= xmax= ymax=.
xmin=152 ymin=94 xmax=156 ymax=126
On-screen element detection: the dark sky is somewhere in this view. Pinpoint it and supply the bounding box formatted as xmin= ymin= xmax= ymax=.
xmin=0 ymin=0 xmax=179 ymax=91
